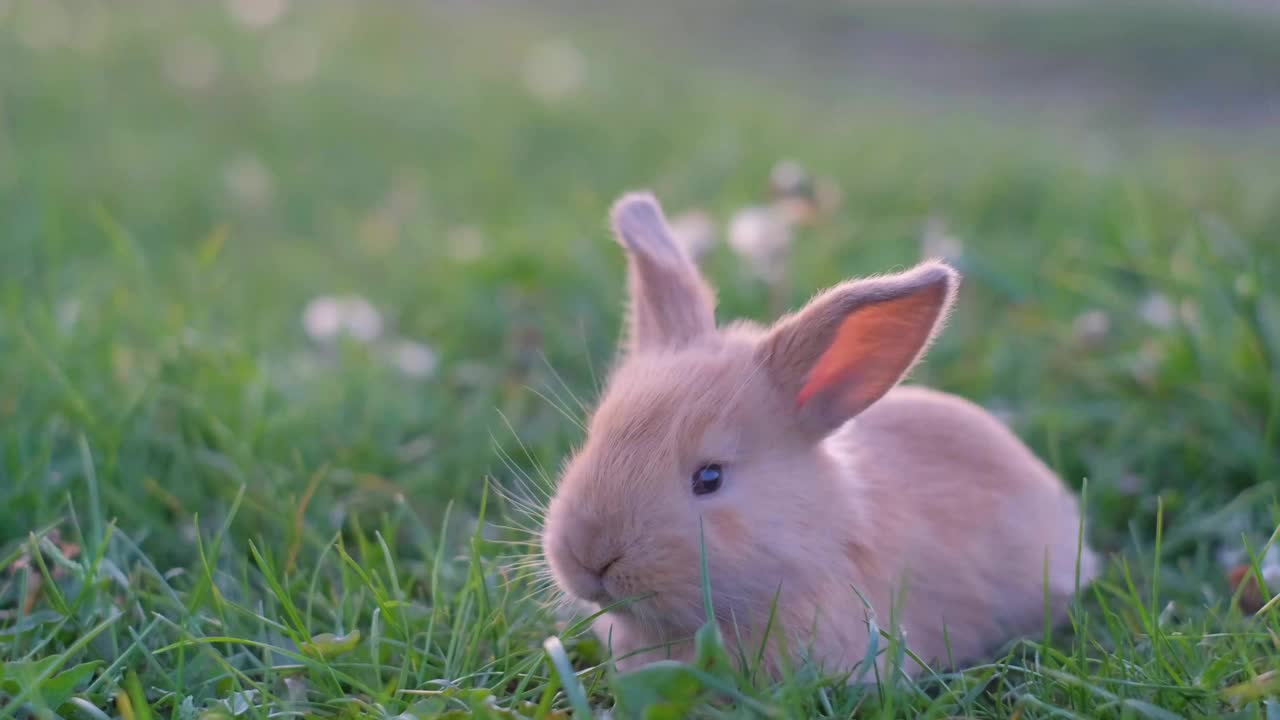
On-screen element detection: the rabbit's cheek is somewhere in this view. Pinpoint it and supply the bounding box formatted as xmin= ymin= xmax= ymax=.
xmin=703 ymin=507 xmax=747 ymax=546
xmin=607 ymin=539 xmax=694 ymax=607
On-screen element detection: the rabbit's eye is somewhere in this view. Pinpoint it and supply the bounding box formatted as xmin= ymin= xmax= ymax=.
xmin=691 ymin=464 xmax=723 ymax=496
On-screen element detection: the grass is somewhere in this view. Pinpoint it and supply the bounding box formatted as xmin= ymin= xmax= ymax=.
xmin=2 ymin=0 xmax=1280 ymax=717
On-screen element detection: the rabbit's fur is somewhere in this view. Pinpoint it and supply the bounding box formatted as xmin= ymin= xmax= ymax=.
xmin=541 ymin=192 xmax=1098 ymax=676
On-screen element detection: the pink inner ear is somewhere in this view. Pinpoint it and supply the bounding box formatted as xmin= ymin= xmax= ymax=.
xmin=795 ymin=285 xmax=945 ymax=414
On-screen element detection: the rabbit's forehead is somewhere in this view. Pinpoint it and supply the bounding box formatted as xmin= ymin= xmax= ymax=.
xmin=591 ymin=353 xmax=760 ymax=450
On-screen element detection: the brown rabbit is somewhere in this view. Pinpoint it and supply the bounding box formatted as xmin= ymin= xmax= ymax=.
xmin=540 ymin=192 xmax=1098 ymax=677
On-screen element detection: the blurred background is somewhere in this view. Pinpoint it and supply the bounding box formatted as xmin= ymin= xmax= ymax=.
xmin=5 ymin=0 xmax=1280 ymax=585
xmin=2 ymin=0 xmax=1280 ymax=712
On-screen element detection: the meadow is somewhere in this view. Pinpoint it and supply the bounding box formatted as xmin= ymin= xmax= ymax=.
xmin=2 ymin=1 xmax=1280 ymax=717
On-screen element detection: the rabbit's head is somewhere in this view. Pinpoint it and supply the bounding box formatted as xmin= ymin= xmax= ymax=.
xmin=542 ymin=193 xmax=958 ymax=646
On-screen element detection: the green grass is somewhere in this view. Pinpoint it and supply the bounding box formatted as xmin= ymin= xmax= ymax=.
xmin=3 ymin=1 xmax=1280 ymax=717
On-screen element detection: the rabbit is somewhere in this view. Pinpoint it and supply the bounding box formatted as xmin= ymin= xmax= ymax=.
xmin=540 ymin=191 xmax=1099 ymax=678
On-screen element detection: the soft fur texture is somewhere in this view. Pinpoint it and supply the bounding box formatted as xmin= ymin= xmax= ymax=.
xmin=541 ymin=191 xmax=1099 ymax=677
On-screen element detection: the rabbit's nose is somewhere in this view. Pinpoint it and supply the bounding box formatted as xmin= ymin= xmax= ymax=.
xmin=588 ymin=554 xmax=621 ymax=579
xmin=567 ymin=511 xmax=623 ymax=574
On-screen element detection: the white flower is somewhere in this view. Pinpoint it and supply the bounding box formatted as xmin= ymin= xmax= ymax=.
xmin=668 ymin=210 xmax=717 ymax=262
xmin=301 ymin=296 xmax=383 ymax=343
xmin=728 ymin=206 xmax=791 ymax=283
xmin=769 ymin=159 xmax=809 ymax=197
xmin=1256 ymin=542 xmax=1280 ymax=580
xmin=1138 ymin=293 xmax=1176 ymax=329
xmin=227 ymin=0 xmax=287 ymax=30
xmin=341 ymin=296 xmax=382 ymax=342
xmin=1219 ymin=541 xmax=1280 ymax=588
xmin=302 ymin=297 xmax=343 ymax=342
xmin=223 ymin=153 xmax=274 ymax=210
xmin=921 ymin=217 xmax=963 ymax=261
xmin=1265 ymin=548 xmax=1280 ymax=590
xmin=165 ymin=37 xmax=220 ymax=91
xmin=523 ymin=39 xmax=586 ymax=102
xmin=388 ymin=340 xmax=438 ymax=379
xmin=770 ymin=161 xmax=823 ymax=226
xmin=1072 ymin=309 xmax=1110 ymax=346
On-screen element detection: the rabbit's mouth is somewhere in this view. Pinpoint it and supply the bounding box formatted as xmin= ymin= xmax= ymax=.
xmin=596 ymin=558 xmax=666 ymax=610
xmin=595 ymin=573 xmax=644 ymax=609
xmin=610 ymin=595 xmax=714 ymax=646
xmin=555 ymin=550 xmax=636 ymax=607
xmin=558 ymin=565 xmax=613 ymax=606
xmin=583 ymin=568 xmax=664 ymax=617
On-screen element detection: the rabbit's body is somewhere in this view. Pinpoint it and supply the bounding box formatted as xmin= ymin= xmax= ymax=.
xmin=541 ymin=193 xmax=1098 ymax=678
xmin=830 ymin=385 xmax=1096 ymax=672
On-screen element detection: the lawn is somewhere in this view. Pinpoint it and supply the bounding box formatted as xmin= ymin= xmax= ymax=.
xmin=2 ymin=1 xmax=1280 ymax=717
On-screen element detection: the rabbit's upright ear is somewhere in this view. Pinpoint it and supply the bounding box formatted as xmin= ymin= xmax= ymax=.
xmin=760 ymin=262 xmax=958 ymax=436
xmin=610 ymin=192 xmax=716 ymax=354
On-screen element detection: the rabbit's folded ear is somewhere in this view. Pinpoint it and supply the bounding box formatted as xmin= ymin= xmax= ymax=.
xmin=760 ymin=261 xmax=959 ymax=436
xmin=610 ymin=192 xmax=716 ymax=354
